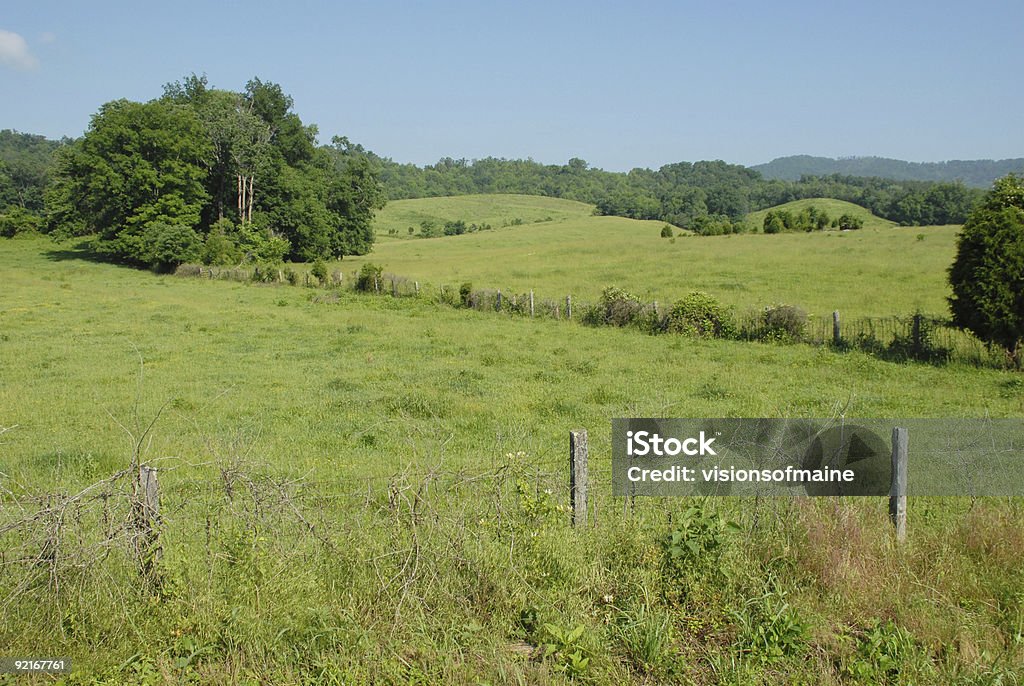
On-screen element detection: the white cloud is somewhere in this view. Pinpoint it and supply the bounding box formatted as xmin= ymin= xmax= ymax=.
xmin=0 ymin=29 xmax=39 ymax=70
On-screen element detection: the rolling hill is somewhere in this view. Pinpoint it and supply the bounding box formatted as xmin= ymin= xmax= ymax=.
xmin=346 ymin=194 xmax=960 ymax=317
xmin=372 ymin=193 xmax=595 ymax=239
xmin=744 ymin=198 xmax=895 ymax=232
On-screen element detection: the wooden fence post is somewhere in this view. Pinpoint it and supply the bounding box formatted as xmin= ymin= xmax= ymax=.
xmin=570 ymin=429 xmax=588 ymax=527
xmin=414 ymin=281 xmax=419 ymax=295
xmin=530 ymin=290 xmax=535 ymax=318
xmin=889 ymin=427 xmax=908 ymax=542
xmin=391 ymin=278 xmax=397 ymax=297
xmin=496 ymin=289 xmax=502 ymax=311
xmin=566 ymin=295 xmax=572 ymax=320
xmin=833 ymin=311 xmax=841 ymax=346
xmin=133 ymin=465 xmax=162 ymax=573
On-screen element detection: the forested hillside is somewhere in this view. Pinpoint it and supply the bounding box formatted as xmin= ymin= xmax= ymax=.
xmin=753 ymin=155 xmax=1024 ymax=187
xmin=371 ymin=155 xmax=983 ymax=231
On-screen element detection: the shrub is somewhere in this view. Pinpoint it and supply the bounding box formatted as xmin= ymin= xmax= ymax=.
xmin=443 ymin=219 xmax=467 ymax=236
xmin=419 ymin=220 xmax=440 ymax=238
xmin=762 ymin=304 xmax=808 ymax=342
xmin=836 ymin=213 xmax=864 ymax=230
xmin=140 ymin=222 xmax=203 ymax=271
xmin=763 ymin=211 xmax=785 ymax=234
xmin=0 ymin=207 xmax=43 ymax=237
xmin=354 ymin=262 xmax=383 ymax=292
xmin=666 ymin=291 xmax=735 ymax=338
xmin=283 ymin=267 xmax=299 ymax=286
xmin=201 ymin=219 xmax=242 ymax=266
xmin=660 ymin=225 xmax=674 ymax=238
xmin=589 ymin=286 xmax=644 ymax=328
xmin=459 ymin=282 xmax=473 ymax=307
xmin=310 ymin=258 xmax=329 ymax=286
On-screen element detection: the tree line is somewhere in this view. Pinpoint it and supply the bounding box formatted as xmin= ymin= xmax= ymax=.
xmin=368 ymin=156 xmax=984 ymax=233
xmin=0 ymin=104 xmax=991 ymax=249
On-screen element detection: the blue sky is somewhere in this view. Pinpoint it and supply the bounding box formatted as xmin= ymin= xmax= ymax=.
xmin=2 ymin=0 xmax=1022 ymax=170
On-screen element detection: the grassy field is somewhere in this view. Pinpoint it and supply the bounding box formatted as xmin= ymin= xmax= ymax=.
xmin=2 ymin=234 xmax=1024 ymax=683
xmin=744 ymin=197 xmax=896 ymax=232
xmin=355 ymin=198 xmax=959 ymax=317
xmin=372 ymin=194 xmax=595 ymax=240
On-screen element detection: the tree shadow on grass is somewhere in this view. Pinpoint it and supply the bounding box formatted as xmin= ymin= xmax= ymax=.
xmin=42 ymin=238 xmax=122 ymax=265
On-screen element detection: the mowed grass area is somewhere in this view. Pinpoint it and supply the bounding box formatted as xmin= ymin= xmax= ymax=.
xmin=353 ymin=201 xmax=960 ymax=317
xmin=3 ymin=236 xmax=1024 ymax=683
xmin=372 ymin=193 xmax=595 ymax=239
xmin=744 ymin=197 xmax=897 ymax=232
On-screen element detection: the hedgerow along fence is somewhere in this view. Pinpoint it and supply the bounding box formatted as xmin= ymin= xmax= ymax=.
xmin=173 ymin=263 xmax=1007 ymax=368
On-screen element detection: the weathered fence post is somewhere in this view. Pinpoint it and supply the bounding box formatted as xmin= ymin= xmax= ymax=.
xmin=133 ymin=465 xmax=162 ymax=573
xmin=833 ymin=311 xmax=841 ymax=346
xmin=374 ymin=277 xmax=380 ymax=294
xmin=414 ymin=281 xmax=419 ymax=295
xmin=530 ymin=290 xmax=535 ymax=318
xmin=496 ymin=289 xmax=502 ymax=311
xmin=566 ymin=295 xmax=572 ymax=320
xmin=569 ymin=429 xmax=588 ymax=527
xmin=912 ymin=313 xmax=923 ymax=358
xmin=889 ymin=427 xmax=908 ymax=542
xmin=653 ymin=300 xmax=659 ymax=317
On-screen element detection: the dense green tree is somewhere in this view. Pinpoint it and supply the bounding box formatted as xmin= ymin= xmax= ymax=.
xmin=948 ymin=175 xmax=1024 ymax=362
xmin=45 ymin=99 xmax=211 ymax=262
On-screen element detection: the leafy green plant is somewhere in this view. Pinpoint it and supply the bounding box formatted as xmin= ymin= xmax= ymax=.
xmin=762 ymin=304 xmax=808 ymax=342
xmin=666 ymin=291 xmax=736 ymax=338
xmin=663 ymin=504 xmax=739 ymax=580
xmin=310 ymin=257 xmax=329 ymax=286
xmin=354 ymin=262 xmax=383 ymax=292
xmin=730 ymin=590 xmax=807 ymax=663
xmin=541 ymin=623 xmax=590 ymax=678
xmin=843 ymin=620 xmax=917 ymax=683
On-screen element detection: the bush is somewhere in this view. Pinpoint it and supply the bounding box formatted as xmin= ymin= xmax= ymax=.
xmin=762 ymin=304 xmax=808 ymax=342
xmin=459 ymin=282 xmax=473 ymax=307
xmin=310 ymin=258 xmax=329 ymax=286
xmin=354 ymin=262 xmax=383 ymax=292
xmin=836 ymin=213 xmax=864 ymax=230
xmin=666 ymin=291 xmax=735 ymax=338
xmin=584 ymin=286 xmax=644 ymax=328
xmin=201 ymin=218 xmax=242 ymax=266
xmin=660 ymin=225 xmax=674 ymax=238
xmin=140 ymin=222 xmax=203 ymax=271
xmin=443 ymin=220 xmax=467 ymax=236
xmin=0 ymin=207 xmax=43 ymax=237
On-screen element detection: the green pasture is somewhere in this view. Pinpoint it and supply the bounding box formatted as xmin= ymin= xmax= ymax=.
xmin=2 ymin=235 xmax=1023 ymax=684
xmin=358 ymin=196 xmax=959 ymax=317
xmin=372 ymin=193 xmax=595 ymax=239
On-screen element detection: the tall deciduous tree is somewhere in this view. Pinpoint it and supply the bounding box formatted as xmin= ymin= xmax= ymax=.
xmin=46 ymin=99 xmax=210 ymax=260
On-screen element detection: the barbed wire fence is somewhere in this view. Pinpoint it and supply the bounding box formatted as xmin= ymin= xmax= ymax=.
xmin=174 ymin=265 xmax=1008 ymax=369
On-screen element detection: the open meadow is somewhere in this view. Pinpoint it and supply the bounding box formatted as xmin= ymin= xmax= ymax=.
xmin=358 ymin=195 xmax=959 ymax=318
xmin=2 ymin=227 xmax=1024 ymax=683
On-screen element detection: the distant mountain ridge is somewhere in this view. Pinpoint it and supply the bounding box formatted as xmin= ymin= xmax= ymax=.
xmin=752 ymin=155 xmax=1024 ymax=188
